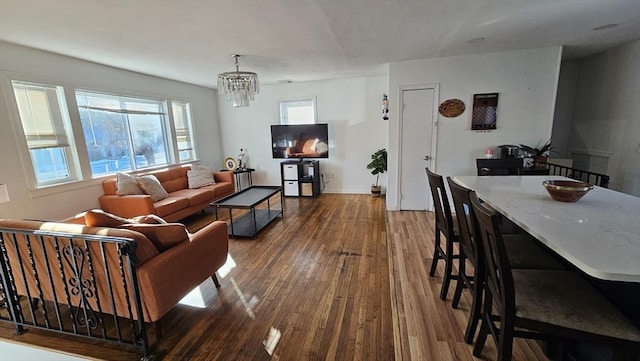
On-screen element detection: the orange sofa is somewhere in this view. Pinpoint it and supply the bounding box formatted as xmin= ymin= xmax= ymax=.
xmin=99 ymin=165 xmax=234 ymax=222
xmin=0 ymin=211 xmax=229 ymax=357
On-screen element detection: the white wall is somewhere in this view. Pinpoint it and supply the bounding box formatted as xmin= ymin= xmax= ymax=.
xmin=387 ymin=47 xmax=563 ymax=210
xmin=217 ymin=75 xmax=389 ymax=194
xmin=567 ymin=40 xmax=640 ymax=196
xmin=0 ymin=42 xmax=222 ymax=220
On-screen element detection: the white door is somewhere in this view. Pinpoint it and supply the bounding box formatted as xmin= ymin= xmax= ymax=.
xmin=400 ymin=87 xmax=437 ymax=210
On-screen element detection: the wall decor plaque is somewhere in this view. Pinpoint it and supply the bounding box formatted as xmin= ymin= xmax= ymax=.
xmin=224 ymin=157 xmax=238 ymax=171
xmin=438 ymin=98 xmax=466 ymax=118
xmin=471 ymin=93 xmax=499 ymax=130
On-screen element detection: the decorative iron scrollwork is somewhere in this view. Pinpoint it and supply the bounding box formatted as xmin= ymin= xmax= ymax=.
xmin=63 ymin=244 xmax=99 ymax=330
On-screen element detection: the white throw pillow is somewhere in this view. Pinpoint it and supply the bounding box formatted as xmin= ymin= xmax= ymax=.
xmin=116 ymin=173 xmax=143 ymax=195
xmin=137 ymin=175 xmax=169 ymax=202
xmin=188 ymin=166 xmax=215 ymax=189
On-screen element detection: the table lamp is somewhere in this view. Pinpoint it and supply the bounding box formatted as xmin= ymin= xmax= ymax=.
xmin=0 ymin=183 xmax=10 ymax=204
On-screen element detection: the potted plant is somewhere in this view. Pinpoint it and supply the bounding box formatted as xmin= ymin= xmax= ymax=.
xmin=520 ymin=140 xmax=554 ymax=169
xmin=367 ymin=148 xmax=387 ymax=195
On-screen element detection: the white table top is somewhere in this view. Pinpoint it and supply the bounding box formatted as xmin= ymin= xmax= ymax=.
xmin=453 ymin=175 xmax=640 ymax=283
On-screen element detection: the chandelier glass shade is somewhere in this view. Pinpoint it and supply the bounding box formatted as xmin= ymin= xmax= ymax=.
xmin=217 ymin=55 xmax=260 ymax=108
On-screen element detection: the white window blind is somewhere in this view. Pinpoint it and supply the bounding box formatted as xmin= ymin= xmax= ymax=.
xmin=13 ymin=83 xmax=69 ymax=149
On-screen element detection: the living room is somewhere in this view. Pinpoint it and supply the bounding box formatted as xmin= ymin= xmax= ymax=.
xmin=0 ymin=1 xmax=639 ymax=360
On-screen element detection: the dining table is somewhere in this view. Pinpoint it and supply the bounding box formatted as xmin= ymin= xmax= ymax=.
xmin=453 ymin=175 xmax=640 ymax=283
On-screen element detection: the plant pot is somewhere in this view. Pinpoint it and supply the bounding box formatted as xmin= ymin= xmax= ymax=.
xmin=371 ymin=185 xmax=381 ymax=196
xmin=534 ymin=156 xmax=548 ymax=169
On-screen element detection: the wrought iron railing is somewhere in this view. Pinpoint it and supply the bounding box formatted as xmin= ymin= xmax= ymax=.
xmin=0 ymin=227 xmax=151 ymax=359
xmin=547 ymin=162 xmax=610 ymax=188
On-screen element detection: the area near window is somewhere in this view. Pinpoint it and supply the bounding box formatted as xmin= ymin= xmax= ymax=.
xmin=279 ymin=98 xmax=316 ymax=125
xmin=12 ymin=81 xmax=77 ymax=186
xmin=10 ymin=80 xmax=198 ymax=189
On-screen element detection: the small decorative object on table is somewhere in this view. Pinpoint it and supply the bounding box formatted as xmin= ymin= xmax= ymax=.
xmin=542 ymin=180 xmax=594 ymax=202
xmin=237 ymin=148 xmax=247 ymax=170
xmin=224 ymin=157 xmax=238 ymax=171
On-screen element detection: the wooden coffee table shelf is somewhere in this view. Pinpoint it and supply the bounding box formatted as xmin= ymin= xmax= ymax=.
xmin=210 ymin=186 xmax=283 ymax=238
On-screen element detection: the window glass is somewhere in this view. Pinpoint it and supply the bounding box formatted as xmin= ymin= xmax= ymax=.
xmin=171 ymin=101 xmax=196 ymax=161
xmin=279 ymin=99 xmax=316 ymax=124
xmin=12 ymin=81 xmax=76 ymax=185
xmin=76 ymin=91 xmax=169 ymax=177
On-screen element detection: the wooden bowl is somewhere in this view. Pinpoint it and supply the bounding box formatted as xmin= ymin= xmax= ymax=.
xmin=542 ymin=180 xmax=594 ymax=202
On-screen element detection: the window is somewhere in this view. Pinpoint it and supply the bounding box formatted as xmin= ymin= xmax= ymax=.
xmin=12 ymin=81 xmax=77 ymax=186
xmin=76 ymin=91 xmax=169 ymax=177
xmin=279 ymin=98 xmax=316 ymax=124
xmin=171 ymin=101 xmax=196 ymax=162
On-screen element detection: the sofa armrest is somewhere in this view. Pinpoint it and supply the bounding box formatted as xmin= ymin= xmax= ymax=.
xmin=135 ymin=221 xmax=229 ymax=321
xmin=98 ymin=194 xmax=155 ymax=218
xmin=214 ymin=171 xmax=234 ymax=184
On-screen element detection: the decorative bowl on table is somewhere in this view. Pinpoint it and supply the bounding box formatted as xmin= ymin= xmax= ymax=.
xmin=542 ymin=180 xmax=594 ymax=202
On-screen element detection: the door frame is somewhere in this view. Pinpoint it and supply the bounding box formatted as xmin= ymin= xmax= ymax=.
xmin=395 ymin=83 xmax=440 ymax=211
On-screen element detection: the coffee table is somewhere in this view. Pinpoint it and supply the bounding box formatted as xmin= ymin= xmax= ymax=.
xmin=210 ymin=186 xmax=283 ymax=238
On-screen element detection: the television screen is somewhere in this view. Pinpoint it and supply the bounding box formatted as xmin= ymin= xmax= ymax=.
xmin=271 ymin=124 xmax=329 ymax=159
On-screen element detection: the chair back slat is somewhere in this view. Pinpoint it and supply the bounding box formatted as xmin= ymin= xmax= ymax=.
xmin=447 ymin=178 xmax=480 ymax=266
xmin=469 ymin=193 xmax=515 ymax=314
xmin=426 ymin=168 xmax=454 ymax=236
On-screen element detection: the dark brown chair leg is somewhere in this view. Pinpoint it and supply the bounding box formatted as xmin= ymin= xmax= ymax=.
xmin=212 ymin=273 xmax=221 ymax=288
xmin=429 ymin=229 xmax=442 ymax=277
xmin=464 ymin=274 xmax=483 ymax=344
xmin=452 ymin=252 xmax=466 ymax=308
xmin=439 ymin=235 xmax=455 ymax=300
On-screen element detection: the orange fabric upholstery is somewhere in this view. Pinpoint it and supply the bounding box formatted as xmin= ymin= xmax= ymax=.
xmin=0 ymin=217 xmax=228 ymax=323
xmin=99 ymin=165 xmax=235 ymax=221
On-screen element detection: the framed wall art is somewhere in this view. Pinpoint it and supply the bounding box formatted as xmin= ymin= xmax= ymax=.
xmin=471 ymin=93 xmax=499 ymax=130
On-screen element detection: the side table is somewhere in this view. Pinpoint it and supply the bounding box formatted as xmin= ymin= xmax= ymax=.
xmin=223 ymin=168 xmax=255 ymax=191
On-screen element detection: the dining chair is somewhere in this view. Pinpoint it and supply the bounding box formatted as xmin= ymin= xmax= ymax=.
xmin=470 ymin=194 xmax=640 ymax=361
xmin=425 ymin=168 xmax=459 ymax=300
xmin=446 ymin=178 xmax=566 ymax=344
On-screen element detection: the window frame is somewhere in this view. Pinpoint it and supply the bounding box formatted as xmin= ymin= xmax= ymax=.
xmin=3 ymin=72 xmax=200 ymax=195
xmin=10 ymin=80 xmax=81 ymax=187
xmin=279 ymin=97 xmax=317 ymax=125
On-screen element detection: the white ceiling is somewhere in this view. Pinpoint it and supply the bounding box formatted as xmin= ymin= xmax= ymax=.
xmin=1 ymin=0 xmax=639 ymax=88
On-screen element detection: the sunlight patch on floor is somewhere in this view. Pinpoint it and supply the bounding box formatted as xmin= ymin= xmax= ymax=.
xmin=217 ymin=254 xmax=237 ymax=278
xmin=231 ymin=277 xmax=259 ymax=320
xmin=178 ymin=286 xmax=207 ymax=308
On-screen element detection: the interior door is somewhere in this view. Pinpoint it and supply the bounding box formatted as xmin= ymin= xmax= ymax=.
xmin=400 ymin=87 xmax=436 ymax=211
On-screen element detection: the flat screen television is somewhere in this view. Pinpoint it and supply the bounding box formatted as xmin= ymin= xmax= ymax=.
xmin=271 ymin=123 xmax=329 ymax=159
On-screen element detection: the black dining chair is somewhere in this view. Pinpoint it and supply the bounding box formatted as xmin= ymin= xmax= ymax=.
xmin=426 ymin=168 xmax=459 ymax=300
xmin=446 ymin=178 xmax=565 ymax=345
xmin=470 ymin=194 xmax=640 ymax=361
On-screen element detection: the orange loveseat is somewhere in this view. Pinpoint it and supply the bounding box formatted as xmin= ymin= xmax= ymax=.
xmin=99 ymin=165 xmax=234 ymax=222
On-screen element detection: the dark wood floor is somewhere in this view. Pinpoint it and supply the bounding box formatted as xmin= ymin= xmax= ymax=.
xmin=0 ymin=194 xmax=547 ymax=360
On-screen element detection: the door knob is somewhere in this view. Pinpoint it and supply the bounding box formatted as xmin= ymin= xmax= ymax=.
xmin=424 ymin=155 xmax=431 ymax=161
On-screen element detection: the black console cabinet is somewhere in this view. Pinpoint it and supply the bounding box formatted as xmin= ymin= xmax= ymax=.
xmin=281 ymin=160 xmax=320 ymax=197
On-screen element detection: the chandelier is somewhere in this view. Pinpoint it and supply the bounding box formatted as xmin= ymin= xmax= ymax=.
xmin=217 ymin=54 xmax=260 ymax=108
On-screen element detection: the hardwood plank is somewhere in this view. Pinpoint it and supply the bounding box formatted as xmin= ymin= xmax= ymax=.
xmin=0 ymin=194 xmax=547 ymax=361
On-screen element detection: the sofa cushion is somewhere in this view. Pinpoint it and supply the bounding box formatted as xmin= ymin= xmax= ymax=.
xmin=116 ymin=173 xmax=143 ymax=195
xmin=202 ymin=182 xmax=235 ymax=198
xmin=187 ymin=166 xmax=215 ymax=189
xmin=85 ymin=209 xmax=133 ymax=227
xmin=170 ymin=188 xmax=216 ymax=207
xmin=119 ymin=223 xmax=188 ymax=252
xmin=153 ymin=196 xmax=190 ymax=217
xmin=138 ymin=175 xmax=169 ymax=202
xmin=155 ymin=167 xmax=189 ymax=193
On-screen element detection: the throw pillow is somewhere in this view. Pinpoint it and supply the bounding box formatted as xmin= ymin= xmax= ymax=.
xmin=137 ymin=175 xmax=169 ymax=202
xmin=130 ymin=214 xmax=168 ymax=224
xmin=116 ymin=173 xmax=143 ymax=195
xmin=118 ymin=223 xmax=188 ymax=252
xmin=85 ymin=209 xmax=133 ymax=227
xmin=187 ymin=165 xmax=215 ymax=189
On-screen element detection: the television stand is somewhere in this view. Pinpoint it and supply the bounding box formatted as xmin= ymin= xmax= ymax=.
xmin=281 ymin=160 xmax=320 ymax=197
